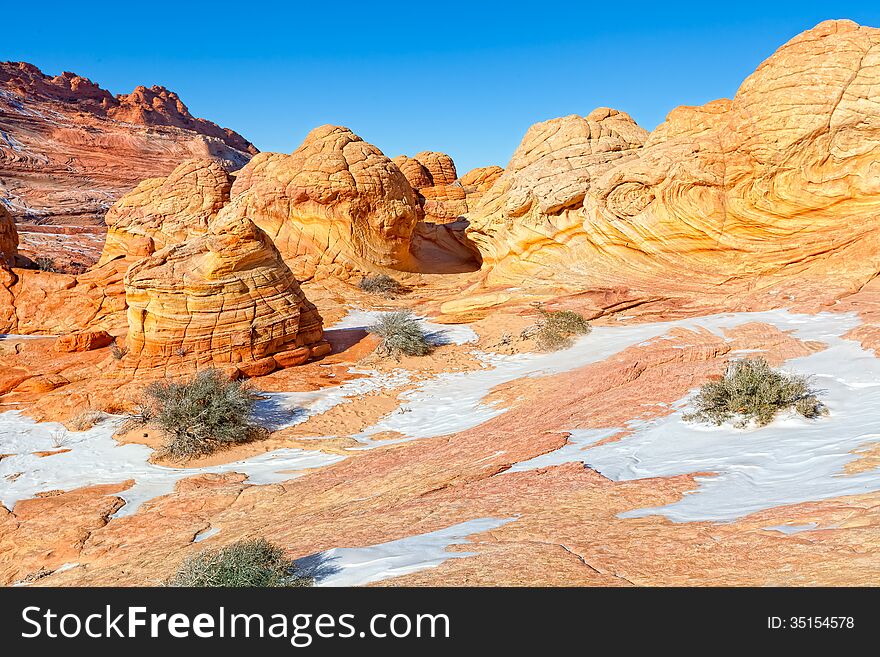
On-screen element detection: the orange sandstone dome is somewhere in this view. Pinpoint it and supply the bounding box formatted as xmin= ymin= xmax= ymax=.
xmin=99 ymin=159 xmax=233 ymax=265
xmin=123 ymin=212 xmax=324 ymax=373
xmin=460 ymin=20 xmax=880 ymax=309
xmin=219 ymin=125 xmax=423 ymax=277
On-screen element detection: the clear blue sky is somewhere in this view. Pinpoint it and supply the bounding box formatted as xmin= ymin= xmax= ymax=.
xmin=6 ymin=2 xmax=880 ymax=172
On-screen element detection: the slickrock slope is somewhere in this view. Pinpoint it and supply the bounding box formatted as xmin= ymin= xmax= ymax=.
xmin=222 ymin=125 xmax=422 ymax=278
xmin=464 ymin=20 xmax=880 ymax=312
xmin=0 ymin=258 xmax=130 ymax=335
xmin=3 ymin=315 xmax=877 ymax=587
xmin=0 ymin=204 xmax=17 ymax=266
xmin=123 ymin=212 xmax=325 ymax=374
xmin=0 ymin=62 xmax=255 ymax=225
xmin=98 ymin=159 xmax=233 ymax=265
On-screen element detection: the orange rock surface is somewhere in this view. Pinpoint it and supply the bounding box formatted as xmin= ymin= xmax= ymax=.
xmin=123 ymin=212 xmax=324 ymax=371
xmin=0 ymin=203 xmax=17 ymax=266
xmin=98 ymin=159 xmax=233 ymax=265
xmin=222 ymin=125 xmax=421 ymax=279
xmin=463 ymin=20 xmax=880 ymax=313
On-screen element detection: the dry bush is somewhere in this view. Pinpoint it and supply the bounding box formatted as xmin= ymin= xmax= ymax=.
xmin=144 ymin=369 xmax=267 ymax=460
xmin=34 ymin=256 xmax=58 ymax=272
xmin=368 ymin=311 xmax=433 ymax=358
xmin=166 ymin=539 xmax=312 ymax=587
xmin=534 ymin=307 xmax=592 ymax=352
xmin=358 ymin=274 xmax=407 ymax=297
xmin=68 ymin=410 xmax=108 ymax=431
xmin=683 ymin=357 xmax=827 ymax=428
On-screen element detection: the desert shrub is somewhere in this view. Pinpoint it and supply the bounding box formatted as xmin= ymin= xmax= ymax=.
xmin=166 ymin=539 xmax=312 ymax=587
xmin=368 ymin=310 xmax=432 ymax=358
xmin=34 ymin=256 xmax=58 ymax=273
xmin=144 ymin=369 xmax=266 ymax=460
xmin=49 ymin=429 xmax=68 ymax=448
xmin=69 ymin=409 xmax=108 ymax=431
xmin=358 ymin=274 xmax=406 ymax=297
xmin=534 ymin=308 xmax=591 ymax=352
xmin=110 ymin=343 xmax=128 ymax=360
xmin=683 ymin=357 xmax=827 ymax=428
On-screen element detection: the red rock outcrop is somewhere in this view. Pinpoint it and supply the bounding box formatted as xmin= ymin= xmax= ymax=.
xmin=0 ymin=62 xmax=255 ymax=225
xmin=123 ymin=211 xmax=325 ymax=373
xmin=98 ymin=159 xmax=233 ymax=265
xmin=53 ymin=329 xmax=114 ymax=353
xmin=0 ymin=203 xmax=17 ymax=266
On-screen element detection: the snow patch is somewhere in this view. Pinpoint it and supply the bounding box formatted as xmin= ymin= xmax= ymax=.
xmin=296 ymin=517 xmax=515 ymax=586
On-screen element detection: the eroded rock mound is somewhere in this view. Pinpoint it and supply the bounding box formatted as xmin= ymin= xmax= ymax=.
xmin=222 ymin=125 xmax=421 ymax=278
xmin=465 ymin=108 xmax=648 ymax=280
xmin=0 ymin=62 xmax=255 ymax=225
xmin=0 ymin=203 xmax=17 ymax=266
xmin=581 ymin=19 xmax=880 ymax=302
xmin=393 ymin=153 xmax=501 ymax=225
xmin=123 ymin=213 xmax=325 ymax=373
xmin=99 ymin=159 xmax=233 ymax=265
xmin=462 ymin=20 xmax=880 ymax=308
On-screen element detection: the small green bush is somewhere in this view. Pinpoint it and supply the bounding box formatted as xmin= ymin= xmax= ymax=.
xmin=34 ymin=256 xmax=58 ymax=273
xmin=358 ymin=274 xmax=406 ymax=297
xmin=368 ymin=310 xmax=432 ymax=358
xmin=534 ymin=308 xmax=591 ymax=352
xmin=166 ymin=539 xmax=312 ymax=587
xmin=683 ymin=357 xmax=827 ymax=428
xmin=144 ymin=369 xmax=266 ymax=460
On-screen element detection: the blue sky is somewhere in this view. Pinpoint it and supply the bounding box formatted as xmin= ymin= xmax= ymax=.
xmin=6 ymin=2 xmax=880 ymax=172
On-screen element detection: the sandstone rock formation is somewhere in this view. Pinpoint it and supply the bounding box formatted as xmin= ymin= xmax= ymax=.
xmin=123 ymin=212 xmax=325 ymax=373
xmin=465 ymin=20 xmax=880 ymax=310
xmin=0 ymin=62 xmax=255 ymax=225
xmin=577 ymin=19 xmax=880 ymax=303
xmin=465 ymin=108 xmax=648 ymax=283
xmin=53 ymin=329 xmax=114 ymax=353
xmin=0 ymin=203 xmax=17 ymax=266
xmin=222 ymin=125 xmax=421 ymax=278
xmin=394 ymin=152 xmax=467 ymax=224
xmin=0 ymin=258 xmax=131 ymax=335
xmin=460 ymin=165 xmax=504 ymax=194
xmin=98 ymin=159 xmax=233 ymax=265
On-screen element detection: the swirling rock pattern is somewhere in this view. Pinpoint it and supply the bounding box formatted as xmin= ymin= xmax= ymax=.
xmin=463 ymin=21 xmax=880 ymax=309
xmin=98 ymin=159 xmax=233 ymax=265
xmin=123 ymin=212 xmax=324 ymax=372
xmin=465 ymin=108 xmax=648 ymax=282
xmin=581 ymin=19 xmax=880 ymax=303
xmin=223 ymin=125 xmax=421 ymax=278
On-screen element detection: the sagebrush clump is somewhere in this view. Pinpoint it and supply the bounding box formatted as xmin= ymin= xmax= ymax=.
xmin=358 ymin=274 xmax=407 ymax=297
xmin=34 ymin=256 xmax=58 ymax=273
xmin=683 ymin=357 xmax=827 ymax=428
xmin=534 ymin=307 xmax=591 ymax=352
xmin=166 ymin=539 xmax=312 ymax=587
xmin=368 ymin=310 xmax=432 ymax=358
xmin=144 ymin=369 xmax=266 ymax=460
